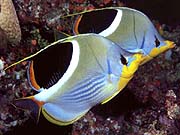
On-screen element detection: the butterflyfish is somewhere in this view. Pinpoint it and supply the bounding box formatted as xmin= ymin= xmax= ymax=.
xmin=72 ymin=7 xmax=175 ymax=64
xmin=9 ymin=33 xmax=143 ymax=126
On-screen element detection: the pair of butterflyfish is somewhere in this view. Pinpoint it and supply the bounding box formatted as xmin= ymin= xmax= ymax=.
xmin=5 ymin=7 xmax=175 ymax=126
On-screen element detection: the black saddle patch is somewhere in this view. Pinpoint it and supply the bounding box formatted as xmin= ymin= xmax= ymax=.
xmin=77 ymin=9 xmax=117 ymax=34
xmin=31 ymin=42 xmax=73 ymax=89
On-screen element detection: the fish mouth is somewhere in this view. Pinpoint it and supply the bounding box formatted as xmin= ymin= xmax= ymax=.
xmin=150 ymin=40 xmax=175 ymax=57
xmin=164 ymin=40 xmax=176 ymax=49
xmin=140 ymin=40 xmax=175 ymax=65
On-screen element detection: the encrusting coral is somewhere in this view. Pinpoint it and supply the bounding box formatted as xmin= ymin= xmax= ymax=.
xmin=0 ymin=0 xmax=21 ymax=45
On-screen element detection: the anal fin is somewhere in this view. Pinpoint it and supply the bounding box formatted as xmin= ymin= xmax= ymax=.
xmin=101 ymin=90 xmax=120 ymax=104
xmin=42 ymin=106 xmax=89 ymax=126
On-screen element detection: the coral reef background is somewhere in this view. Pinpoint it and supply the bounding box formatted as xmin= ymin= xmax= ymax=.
xmin=0 ymin=0 xmax=180 ymax=135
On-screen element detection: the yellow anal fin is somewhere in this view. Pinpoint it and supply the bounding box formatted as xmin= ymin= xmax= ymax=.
xmin=101 ymin=90 xmax=120 ymax=104
xmin=42 ymin=108 xmax=88 ymax=126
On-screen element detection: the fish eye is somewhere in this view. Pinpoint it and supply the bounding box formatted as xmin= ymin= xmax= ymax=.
xmin=120 ymin=54 xmax=128 ymax=65
xmin=155 ymin=35 xmax=160 ymax=47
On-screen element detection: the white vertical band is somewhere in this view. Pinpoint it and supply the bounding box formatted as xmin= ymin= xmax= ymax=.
xmin=99 ymin=9 xmax=122 ymax=37
xmin=35 ymin=40 xmax=80 ymax=101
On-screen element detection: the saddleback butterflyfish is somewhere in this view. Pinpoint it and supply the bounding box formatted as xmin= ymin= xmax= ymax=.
xmin=11 ymin=33 xmax=143 ymax=126
xmin=72 ymin=7 xmax=175 ymax=64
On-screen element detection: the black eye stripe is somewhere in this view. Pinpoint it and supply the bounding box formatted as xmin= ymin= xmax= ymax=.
xmin=155 ymin=35 xmax=160 ymax=47
xmin=120 ymin=54 xmax=128 ymax=65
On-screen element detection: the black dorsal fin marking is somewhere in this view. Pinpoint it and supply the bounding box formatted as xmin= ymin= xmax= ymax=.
xmin=76 ymin=9 xmax=117 ymax=34
xmin=30 ymin=42 xmax=73 ymax=89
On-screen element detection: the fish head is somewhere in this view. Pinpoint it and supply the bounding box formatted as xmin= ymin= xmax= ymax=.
xmin=122 ymin=7 xmax=176 ymax=65
xmin=117 ymin=53 xmax=143 ymax=91
xmin=148 ymin=40 xmax=175 ymax=58
xmin=135 ymin=17 xmax=176 ymax=65
xmin=120 ymin=53 xmax=143 ymax=78
xmin=140 ymin=33 xmax=175 ymax=65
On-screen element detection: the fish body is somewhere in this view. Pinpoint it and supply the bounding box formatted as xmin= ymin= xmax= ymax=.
xmin=73 ymin=7 xmax=175 ymax=64
xmin=14 ymin=34 xmax=143 ymax=126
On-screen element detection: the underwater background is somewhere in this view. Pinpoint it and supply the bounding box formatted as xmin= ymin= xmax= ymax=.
xmin=0 ymin=0 xmax=180 ymax=134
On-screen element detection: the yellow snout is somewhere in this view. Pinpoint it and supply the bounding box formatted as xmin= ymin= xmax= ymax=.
xmin=140 ymin=40 xmax=175 ymax=65
xmin=121 ymin=53 xmax=143 ymax=78
xmin=149 ymin=40 xmax=175 ymax=57
xmin=116 ymin=53 xmax=143 ymax=95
